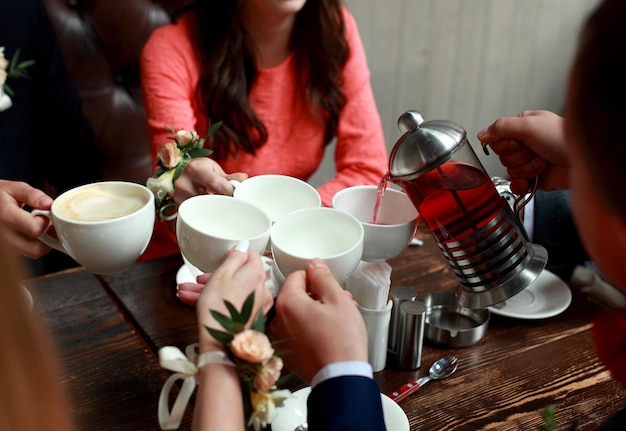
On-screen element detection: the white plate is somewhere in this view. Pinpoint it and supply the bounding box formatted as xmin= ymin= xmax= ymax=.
xmin=175 ymin=256 xmax=279 ymax=297
xmin=175 ymin=262 xmax=203 ymax=285
xmin=489 ymin=270 xmax=572 ymax=319
xmin=272 ymin=386 xmax=410 ymax=431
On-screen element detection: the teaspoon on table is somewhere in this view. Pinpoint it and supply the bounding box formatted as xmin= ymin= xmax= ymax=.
xmin=387 ymin=355 xmax=458 ymax=403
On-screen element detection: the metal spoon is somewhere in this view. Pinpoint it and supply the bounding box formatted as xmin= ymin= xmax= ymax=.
xmin=293 ymin=357 xmax=458 ymax=429
xmin=387 ymin=355 xmax=459 ymax=403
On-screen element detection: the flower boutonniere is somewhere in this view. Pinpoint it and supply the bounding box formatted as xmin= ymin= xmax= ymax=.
xmin=146 ymin=121 xmax=221 ymax=220
xmin=207 ymin=292 xmax=292 ymax=431
xmin=0 ymin=47 xmax=35 ymax=112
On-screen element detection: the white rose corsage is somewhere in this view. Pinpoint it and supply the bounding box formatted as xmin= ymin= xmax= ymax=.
xmin=0 ymin=47 xmax=35 ymax=112
xmin=157 ymin=292 xmax=293 ymax=431
xmin=147 ymin=122 xmax=221 ymax=220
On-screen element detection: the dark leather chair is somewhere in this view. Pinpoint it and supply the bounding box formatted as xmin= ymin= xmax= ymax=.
xmin=42 ymin=0 xmax=193 ymax=184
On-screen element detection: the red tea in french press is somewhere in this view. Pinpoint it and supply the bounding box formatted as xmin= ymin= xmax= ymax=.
xmin=387 ymin=111 xmax=547 ymax=308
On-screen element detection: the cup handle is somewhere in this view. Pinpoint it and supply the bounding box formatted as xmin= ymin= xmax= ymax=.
xmin=159 ymin=203 xmax=179 ymax=222
xmin=228 ymin=179 xmax=241 ymax=191
xmin=164 ymin=179 xmax=241 ymax=222
xmin=30 ymin=209 xmax=69 ymax=255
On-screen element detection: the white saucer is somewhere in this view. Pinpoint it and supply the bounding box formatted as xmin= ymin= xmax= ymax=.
xmin=272 ymin=386 xmax=409 ymax=431
xmin=489 ymin=270 xmax=572 ymax=319
xmin=175 ymin=256 xmax=279 ymax=297
xmin=175 ymin=262 xmax=203 ymax=285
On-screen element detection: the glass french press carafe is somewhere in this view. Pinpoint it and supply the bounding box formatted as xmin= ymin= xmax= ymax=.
xmin=387 ymin=111 xmax=548 ymax=308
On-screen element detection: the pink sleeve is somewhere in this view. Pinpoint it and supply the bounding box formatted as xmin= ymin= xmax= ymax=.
xmin=140 ymin=16 xmax=201 ymax=167
xmin=316 ymin=7 xmax=388 ymax=205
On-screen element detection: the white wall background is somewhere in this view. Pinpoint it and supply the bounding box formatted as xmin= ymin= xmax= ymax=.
xmin=309 ymin=0 xmax=601 ymax=187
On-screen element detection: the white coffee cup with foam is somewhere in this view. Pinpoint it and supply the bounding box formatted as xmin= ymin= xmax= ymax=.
xmin=31 ymin=181 xmax=155 ymax=274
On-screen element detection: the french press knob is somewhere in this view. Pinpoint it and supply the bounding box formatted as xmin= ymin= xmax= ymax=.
xmin=387 ymin=111 xmax=548 ymax=308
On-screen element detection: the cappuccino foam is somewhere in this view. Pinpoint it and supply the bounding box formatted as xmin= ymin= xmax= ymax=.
xmin=55 ymin=184 xmax=147 ymax=222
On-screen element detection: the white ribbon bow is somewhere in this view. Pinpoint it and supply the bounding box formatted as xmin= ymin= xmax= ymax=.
xmin=157 ymin=343 xmax=234 ymax=430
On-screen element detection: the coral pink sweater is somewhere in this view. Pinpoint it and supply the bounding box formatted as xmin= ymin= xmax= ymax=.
xmin=140 ymin=7 xmax=388 ymax=259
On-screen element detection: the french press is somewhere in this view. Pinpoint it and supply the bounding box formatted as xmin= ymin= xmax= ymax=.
xmin=387 ymin=110 xmax=548 ymax=308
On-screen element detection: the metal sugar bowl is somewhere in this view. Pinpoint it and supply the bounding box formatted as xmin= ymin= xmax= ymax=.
xmin=387 ymin=110 xmax=547 ymax=308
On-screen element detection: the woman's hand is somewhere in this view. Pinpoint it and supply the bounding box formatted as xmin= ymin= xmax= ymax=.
xmin=173 ymin=157 xmax=248 ymax=202
xmin=177 ymin=272 xmax=211 ymax=307
xmin=477 ymin=110 xmax=570 ymax=194
xmin=0 ymin=180 xmax=53 ymax=258
xmin=195 ymin=240 xmax=274 ymax=352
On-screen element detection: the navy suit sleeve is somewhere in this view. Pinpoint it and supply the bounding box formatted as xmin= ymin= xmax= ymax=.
xmin=307 ymin=376 xmax=387 ymax=431
xmin=532 ymin=190 xmax=588 ymax=281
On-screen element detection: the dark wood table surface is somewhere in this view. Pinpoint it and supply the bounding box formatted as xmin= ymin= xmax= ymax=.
xmin=27 ymin=226 xmax=626 ymax=430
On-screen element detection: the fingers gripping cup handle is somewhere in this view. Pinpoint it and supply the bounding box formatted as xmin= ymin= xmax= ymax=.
xmin=31 ymin=209 xmax=68 ymax=255
xmin=161 ymin=179 xmax=242 ymax=222
xmin=28 ymin=181 xmax=155 ymax=274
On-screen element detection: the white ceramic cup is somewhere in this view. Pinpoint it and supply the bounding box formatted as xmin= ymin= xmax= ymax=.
xmin=359 ymin=300 xmax=393 ymax=372
xmin=332 ymin=185 xmax=419 ymax=262
xmin=229 ymin=174 xmax=322 ymax=223
xmin=270 ymin=207 xmax=364 ymax=283
xmin=31 ymin=181 xmax=155 ymax=274
xmin=176 ymin=195 xmax=272 ymax=273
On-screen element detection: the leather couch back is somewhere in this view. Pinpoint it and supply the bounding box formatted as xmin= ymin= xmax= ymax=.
xmin=42 ymin=0 xmax=193 ymax=184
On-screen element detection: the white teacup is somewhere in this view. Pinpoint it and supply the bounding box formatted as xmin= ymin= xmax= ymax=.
xmin=31 ymin=181 xmax=155 ymax=274
xmin=229 ymin=175 xmax=321 ymax=223
xmin=270 ymin=207 xmax=364 ymax=283
xmin=332 ymin=185 xmax=419 ymax=262
xmin=176 ymin=195 xmax=272 ymax=273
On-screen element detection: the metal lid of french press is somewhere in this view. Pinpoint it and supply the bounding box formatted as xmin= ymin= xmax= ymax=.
xmin=388 ymin=110 xmax=467 ymax=179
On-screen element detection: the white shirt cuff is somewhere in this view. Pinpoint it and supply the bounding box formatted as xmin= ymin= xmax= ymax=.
xmin=310 ymin=361 xmax=373 ymax=389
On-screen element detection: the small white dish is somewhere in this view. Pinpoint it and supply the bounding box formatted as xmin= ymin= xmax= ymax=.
xmin=175 ymin=261 xmax=203 ymax=286
xmin=489 ymin=269 xmax=572 ymax=319
xmin=272 ymin=386 xmax=410 ymax=431
xmin=175 ymin=256 xmax=279 ymax=297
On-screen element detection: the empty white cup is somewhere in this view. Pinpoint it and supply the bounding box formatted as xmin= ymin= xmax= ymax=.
xmin=270 ymin=207 xmax=364 ymax=283
xmin=332 ymin=185 xmax=419 ymax=261
xmin=176 ymin=195 xmax=272 ymax=273
xmin=230 ymin=174 xmax=321 ymax=223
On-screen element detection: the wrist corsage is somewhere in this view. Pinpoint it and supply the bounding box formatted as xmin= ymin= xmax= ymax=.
xmin=146 ymin=122 xmax=221 ymax=221
xmin=0 ymin=47 xmax=35 ymax=112
xmin=207 ymin=292 xmax=292 ymax=431
xmin=157 ymin=292 xmax=292 ymax=431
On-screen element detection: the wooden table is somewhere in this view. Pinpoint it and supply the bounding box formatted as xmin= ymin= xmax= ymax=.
xmin=27 ymin=227 xmax=626 ymax=430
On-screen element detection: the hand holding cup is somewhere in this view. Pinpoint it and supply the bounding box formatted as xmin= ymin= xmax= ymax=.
xmin=31 ymin=181 xmax=155 ymax=274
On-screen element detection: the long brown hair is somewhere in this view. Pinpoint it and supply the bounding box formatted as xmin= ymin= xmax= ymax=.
xmin=0 ymin=227 xmax=75 ymax=431
xmin=194 ymin=0 xmax=349 ymax=161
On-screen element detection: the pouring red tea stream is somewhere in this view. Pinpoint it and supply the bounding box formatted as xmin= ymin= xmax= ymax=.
xmin=373 ymin=162 xmax=501 ymax=239
xmin=372 ymin=173 xmax=390 ymax=224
